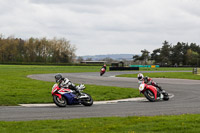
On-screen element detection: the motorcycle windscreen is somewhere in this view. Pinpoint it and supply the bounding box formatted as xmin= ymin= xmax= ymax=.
xmin=63 ymin=93 xmax=77 ymax=105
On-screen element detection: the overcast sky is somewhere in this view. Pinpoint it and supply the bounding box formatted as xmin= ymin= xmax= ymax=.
xmin=0 ymin=0 xmax=200 ymax=56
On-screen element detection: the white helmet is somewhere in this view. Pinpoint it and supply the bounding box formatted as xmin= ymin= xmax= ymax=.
xmin=137 ymin=73 xmax=144 ymax=81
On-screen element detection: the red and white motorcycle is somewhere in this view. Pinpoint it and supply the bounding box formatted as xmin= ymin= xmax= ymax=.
xmin=138 ymin=81 xmax=169 ymax=102
xmin=51 ymin=84 xmax=93 ymax=107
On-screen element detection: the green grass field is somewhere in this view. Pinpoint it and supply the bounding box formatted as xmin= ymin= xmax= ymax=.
xmin=0 ymin=65 xmax=196 ymax=105
xmin=0 ymin=65 xmax=199 ymax=132
xmin=0 ymin=65 xmax=142 ymax=106
xmin=0 ymin=114 xmax=199 ymax=133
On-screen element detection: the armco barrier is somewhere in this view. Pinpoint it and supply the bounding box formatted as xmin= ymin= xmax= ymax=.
xmin=109 ymin=67 xmax=139 ymax=71
xmin=130 ymin=65 xmax=159 ymax=68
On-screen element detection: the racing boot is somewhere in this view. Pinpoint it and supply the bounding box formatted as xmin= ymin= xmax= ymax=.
xmin=75 ymin=89 xmax=82 ymax=99
xmin=157 ymin=86 xmax=166 ymax=94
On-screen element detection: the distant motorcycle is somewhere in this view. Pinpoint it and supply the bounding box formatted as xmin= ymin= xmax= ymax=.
xmin=138 ymin=81 xmax=169 ymax=102
xmin=100 ymin=68 xmax=106 ymax=76
xmin=51 ymin=84 xmax=93 ymax=107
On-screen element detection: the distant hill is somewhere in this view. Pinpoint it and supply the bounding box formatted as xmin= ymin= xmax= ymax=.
xmin=81 ymin=54 xmax=134 ymax=61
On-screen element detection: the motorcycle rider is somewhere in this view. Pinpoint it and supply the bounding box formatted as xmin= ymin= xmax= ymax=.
xmin=55 ymin=73 xmax=81 ymax=96
xmin=101 ymin=64 xmax=107 ymax=71
xmin=100 ymin=64 xmax=107 ymax=76
xmin=137 ymin=73 xmax=164 ymax=93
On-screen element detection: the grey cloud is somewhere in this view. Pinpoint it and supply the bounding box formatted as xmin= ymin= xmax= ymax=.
xmin=30 ymin=0 xmax=141 ymax=6
xmin=0 ymin=0 xmax=200 ymax=56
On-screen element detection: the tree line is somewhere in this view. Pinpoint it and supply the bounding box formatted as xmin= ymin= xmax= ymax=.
xmin=0 ymin=35 xmax=76 ymax=63
xmin=133 ymin=41 xmax=200 ymax=66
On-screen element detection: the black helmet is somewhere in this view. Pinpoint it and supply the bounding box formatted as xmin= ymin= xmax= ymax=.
xmin=55 ymin=73 xmax=62 ymax=83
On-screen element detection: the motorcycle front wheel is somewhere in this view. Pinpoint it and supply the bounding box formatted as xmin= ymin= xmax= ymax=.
xmin=81 ymin=93 xmax=93 ymax=106
xmin=163 ymin=92 xmax=169 ymax=101
xmin=100 ymin=72 xmax=104 ymax=76
xmin=144 ymin=90 xmax=156 ymax=102
xmin=53 ymin=95 xmax=67 ymax=107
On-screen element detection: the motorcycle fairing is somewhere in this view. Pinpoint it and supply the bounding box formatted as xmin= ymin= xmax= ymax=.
xmin=139 ymin=84 xmax=145 ymax=91
xmin=58 ymin=88 xmax=72 ymax=94
xmin=54 ymin=93 xmax=62 ymax=99
xmin=145 ymin=85 xmax=157 ymax=100
xmin=63 ymin=93 xmax=78 ymax=105
xmin=101 ymin=68 xmax=105 ymax=72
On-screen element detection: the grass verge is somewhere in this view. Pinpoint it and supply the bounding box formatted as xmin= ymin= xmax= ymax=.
xmin=116 ymin=72 xmax=200 ymax=80
xmin=139 ymin=67 xmax=192 ymax=71
xmin=0 ymin=114 xmax=200 ymax=133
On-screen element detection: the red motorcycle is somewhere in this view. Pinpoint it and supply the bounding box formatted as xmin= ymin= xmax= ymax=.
xmin=51 ymin=84 xmax=93 ymax=107
xmin=100 ymin=68 xmax=106 ymax=76
xmin=138 ymin=81 xmax=169 ymax=102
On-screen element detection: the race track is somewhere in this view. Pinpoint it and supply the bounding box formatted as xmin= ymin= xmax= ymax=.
xmin=1 ymin=71 xmax=200 ymax=121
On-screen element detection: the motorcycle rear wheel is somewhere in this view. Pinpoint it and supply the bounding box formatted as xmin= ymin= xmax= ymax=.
xmin=144 ymin=90 xmax=156 ymax=102
xmin=53 ymin=95 xmax=67 ymax=107
xmin=81 ymin=93 xmax=93 ymax=106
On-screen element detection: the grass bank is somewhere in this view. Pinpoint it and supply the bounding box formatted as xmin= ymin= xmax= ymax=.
xmin=0 ymin=114 xmax=199 ymax=133
xmin=139 ymin=67 xmax=192 ymax=71
xmin=0 ymin=65 xmax=141 ymax=106
xmin=116 ymin=72 xmax=200 ymax=80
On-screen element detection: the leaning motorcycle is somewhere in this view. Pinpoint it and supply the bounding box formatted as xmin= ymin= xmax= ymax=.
xmin=138 ymin=81 xmax=169 ymax=102
xmin=51 ymin=84 xmax=93 ymax=107
xmin=100 ymin=68 xmax=105 ymax=76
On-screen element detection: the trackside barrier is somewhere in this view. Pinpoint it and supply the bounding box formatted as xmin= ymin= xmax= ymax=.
xmin=109 ymin=67 xmax=139 ymax=71
xmin=130 ymin=65 xmax=159 ymax=68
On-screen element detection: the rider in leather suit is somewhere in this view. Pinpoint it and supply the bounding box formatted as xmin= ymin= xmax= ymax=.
xmin=137 ymin=73 xmax=164 ymax=92
xmin=55 ymin=73 xmax=81 ymax=95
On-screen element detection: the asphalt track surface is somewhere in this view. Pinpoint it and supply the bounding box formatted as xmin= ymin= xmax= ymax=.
xmin=1 ymin=71 xmax=200 ymax=121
